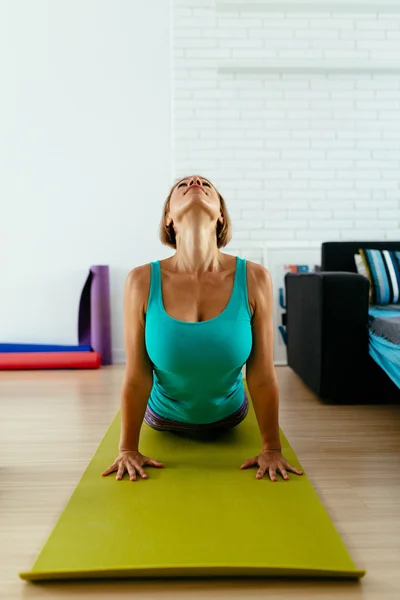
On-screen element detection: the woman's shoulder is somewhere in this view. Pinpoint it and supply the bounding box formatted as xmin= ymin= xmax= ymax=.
xmin=243 ymin=258 xmax=271 ymax=282
xmin=242 ymin=259 xmax=272 ymax=318
xmin=125 ymin=263 xmax=153 ymax=319
xmin=125 ymin=262 xmax=152 ymax=289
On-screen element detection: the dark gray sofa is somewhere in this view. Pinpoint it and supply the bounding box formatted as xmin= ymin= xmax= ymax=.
xmin=285 ymin=241 xmax=400 ymax=404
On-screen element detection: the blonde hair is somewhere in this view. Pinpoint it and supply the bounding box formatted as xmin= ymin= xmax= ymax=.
xmin=159 ymin=177 xmax=232 ymax=249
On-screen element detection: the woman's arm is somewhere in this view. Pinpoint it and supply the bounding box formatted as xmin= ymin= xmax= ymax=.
xmin=119 ymin=266 xmax=154 ymax=453
xmin=245 ymin=264 xmax=281 ymax=451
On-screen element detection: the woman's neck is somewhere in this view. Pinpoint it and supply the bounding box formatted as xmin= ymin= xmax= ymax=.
xmin=171 ymin=225 xmax=223 ymax=276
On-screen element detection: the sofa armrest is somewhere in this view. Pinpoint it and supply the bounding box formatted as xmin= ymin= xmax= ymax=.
xmin=284 ymin=271 xmax=370 ymax=403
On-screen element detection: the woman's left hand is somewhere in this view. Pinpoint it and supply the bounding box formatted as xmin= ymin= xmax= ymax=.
xmin=240 ymin=449 xmax=303 ymax=481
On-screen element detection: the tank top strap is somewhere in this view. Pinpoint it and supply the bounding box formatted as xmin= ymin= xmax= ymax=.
xmin=234 ymin=256 xmax=252 ymax=318
xmin=148 ymin=260 xmax=162 ymax=312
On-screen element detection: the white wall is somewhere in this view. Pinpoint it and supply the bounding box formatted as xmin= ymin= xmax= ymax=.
xmin=3 ymin=1 xmax=400 ymax=365
xmin=0 ymin=0 xmax=172 ymax=363
xmin=173 ymin=0 xmax=400 ymax=269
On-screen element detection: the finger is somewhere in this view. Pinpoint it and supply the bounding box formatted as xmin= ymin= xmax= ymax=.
xmin=269 ymin=468 xmax=277 ymax=482
xmin=256 ymin=467 xmax=265 ymax=479
xmin=102 ymin=463 xmax=117 ymax=476
xmin=279 ymin=467 xmax=290 ymax=481
xmin=146 ymin=459 xmax=165 ymax=468
xmin=116 ymin=463 xmax=125 ymax=480
xmin=133 ymin=463 xmax=148 ymax=479
xmin=240 ymin=457 xmax=257 ymax=469
xmin=286 ymin=463 xmax=303 ymax=475
xmin=126 ymin=463 xmax=137 ymax=482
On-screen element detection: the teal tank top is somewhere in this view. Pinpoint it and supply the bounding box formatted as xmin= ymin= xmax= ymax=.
xmin=145 ymin=256 xmax=253 ymax=424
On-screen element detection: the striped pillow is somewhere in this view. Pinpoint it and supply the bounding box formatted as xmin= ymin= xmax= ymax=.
xmin=359 ymin=248 xmax=400 ymax=305
xmin=354 ymin=253 xmax=368 ymax=278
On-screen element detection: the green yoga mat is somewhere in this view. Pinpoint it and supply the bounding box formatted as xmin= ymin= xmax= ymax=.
xmin=20 ymin=380 xmax=366 ymax=581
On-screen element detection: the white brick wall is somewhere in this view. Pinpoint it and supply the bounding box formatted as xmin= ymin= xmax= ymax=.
xmin=172 ymin=1 xmax=400 ymax=263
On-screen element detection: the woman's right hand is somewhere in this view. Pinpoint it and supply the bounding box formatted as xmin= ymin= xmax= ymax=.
xmin=101 ymin=450 xmax=165 ymax=481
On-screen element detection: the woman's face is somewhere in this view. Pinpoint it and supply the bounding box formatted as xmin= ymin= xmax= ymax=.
xmin=166 ymin=175 xmax=223 ymax=229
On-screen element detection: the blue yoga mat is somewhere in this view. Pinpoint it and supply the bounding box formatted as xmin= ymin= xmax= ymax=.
xmin=0 ymin=344 xmax=92 ymax=353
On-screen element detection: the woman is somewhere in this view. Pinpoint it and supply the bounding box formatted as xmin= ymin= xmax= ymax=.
xmin=102 ymin=175 xmax=303 ymax=483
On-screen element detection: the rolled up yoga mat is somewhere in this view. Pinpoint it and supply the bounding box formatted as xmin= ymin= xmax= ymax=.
xmin=19 ymin=380 xmax=365 ymax=582
xmin=78 ymin=265 xmax=112 ymax=365
xmin=0 ymin=351 xmax=101 ymax=371
xmin=0 ymin=266 xmax=109 ymax=370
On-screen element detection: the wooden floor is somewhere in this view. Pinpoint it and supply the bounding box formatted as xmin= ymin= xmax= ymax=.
xmin=1 ymin=365 xmax=399 ymax=599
